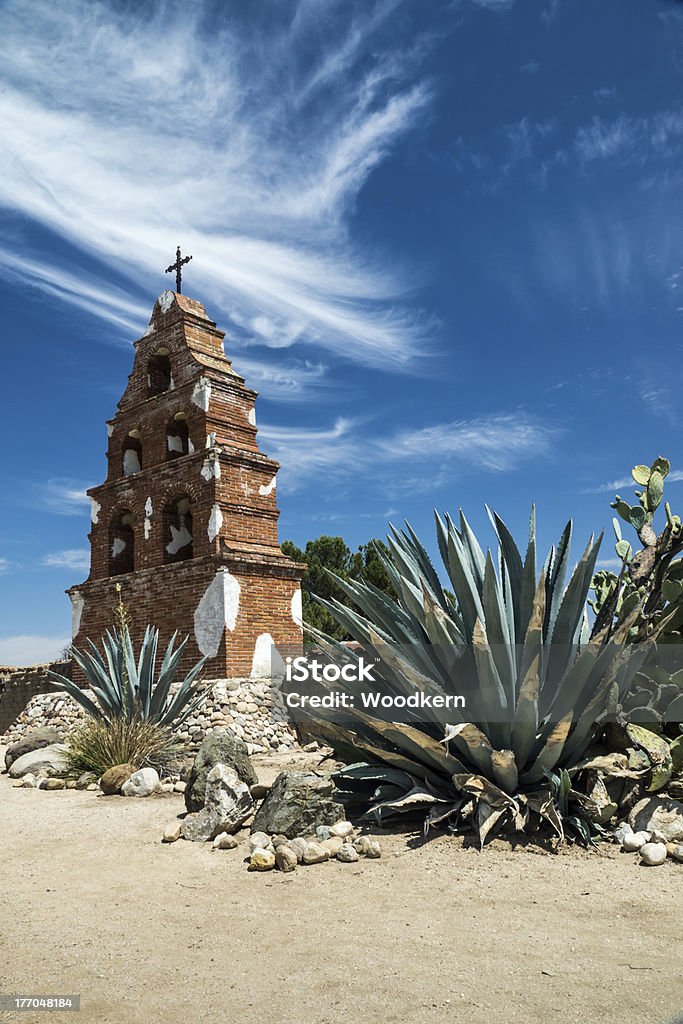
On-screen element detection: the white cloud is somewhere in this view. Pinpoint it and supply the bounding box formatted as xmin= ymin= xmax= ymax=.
xmin=40 ymin=479 xmax=91 ymax=516
xmin=260 ymin=411 xmax=555 ymax=489
xmin=0 ymin=634 xmax=70 ymax=666
xmin=42 ymin=549 xmax=90 ymax=571
xmin=0 ymin=0 xmax=433 ymax=371
xmin=0 ymin=559 xmax=9 ymax=574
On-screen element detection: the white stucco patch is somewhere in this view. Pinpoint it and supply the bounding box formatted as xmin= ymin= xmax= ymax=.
xmin=144 ymin=498 xmax=153 ymax=540
xmin=250 ymin=632 xmax=285 ymax=680
xmin=89 ymin=497 xmax=101 ymax=525
xmin=157 ymin=290 xmax=174 ymax=313
xmin=291 ymin=588 xmax=303 ymax=627
xmin=194 ymin=570 xmax=241 ymax=657
xmin=208 ymin=503 xmax=223 ymax=542
xmin=188 ymin=438 xmax=195 ymax=454
xmin=112 ymin=537 xmax=126 ymax=558
xmin=70 ymin=590 xmax=85 ymax=636
xmin=248 ymin=407 xmax=256 ymax=426
xmin=192 ymin=377 xmax=211 ymax=412
xmin=167 ymin=434 xmax=184 ymax=454
xmin=201 ymin=454 xmax=221 ymax=481
xmin=107 ymin=423 xmax=114 ymax=438
xmin=166 ymin=525 xmax=192 ymax=555
xmin=259 ymin=476 xmax=276 ymax=497
xmin=123 ymin=448 xmax=141 ymax=475
xmin=141 ymin=324 xmax=154 ymax=338
xmin=205 ymin=432 xmax=216 ymax=448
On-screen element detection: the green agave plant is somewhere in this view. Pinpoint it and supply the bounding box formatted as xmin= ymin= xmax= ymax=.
xmin=48 ymin=626 xmax=208 ymax=731
xmin=293 ymin=508 xmax=654 ymax=846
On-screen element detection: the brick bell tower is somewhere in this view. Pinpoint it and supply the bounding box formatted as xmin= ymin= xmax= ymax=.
xmin=67 ymin=281 xmax=305 ymax=679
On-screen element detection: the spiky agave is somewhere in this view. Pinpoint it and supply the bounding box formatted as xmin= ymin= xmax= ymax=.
xmin=292 ymin=508 xmax=652 ymax=846
xmin=48 ymin=626 xmax=208 ymax=731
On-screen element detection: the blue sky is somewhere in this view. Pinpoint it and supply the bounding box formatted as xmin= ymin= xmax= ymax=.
xmin=1 ymin=0 xmax=682 ymax=664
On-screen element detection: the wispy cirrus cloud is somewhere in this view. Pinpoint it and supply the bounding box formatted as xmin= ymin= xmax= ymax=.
xmin=39 ymin=479 xmax=91 ymax=516
xmin=41 ymin=549 xmax=90 ymax=570
xmin=586 ymin=469 xmax=683 ymax=494
xmin=260 ymin=411 xmax=556 ymax=490
xmin=0 ymin=0 xmax=434 ymax=373
xmin=0 ymin=558 xmax=9 ymax=574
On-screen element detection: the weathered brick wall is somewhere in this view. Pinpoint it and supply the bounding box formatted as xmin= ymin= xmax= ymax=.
xmin=0 ymin=661 xmax=71 ymax=736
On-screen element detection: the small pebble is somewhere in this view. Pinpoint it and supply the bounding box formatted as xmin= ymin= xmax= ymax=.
xmin=275 ymin=845 xmax=298 ymax=872
xmin=622 ymin=831 xmax=650 ymax=852
xmin=162 ymin=822 xmax=182 ymax=843
xmin=213 ymin=832 xmax=239 ymax=850
xmin=666 ymin=843 xmax=683 ymax=863
xmin=320 ymin=836 xmax=343 ymax=857
xmin=316 ymin=825 xmax=333 ymax=841
xmin=86 ymin=783 xmax=99 ymax=792
xmin=249 ymin=831 xmax=272 ymax=853
xmin=302 ymin=842 xmax=329 ymax=865
xmin=640 ymin=842 xmax=667 ymax=866
xmin=43 ymin=778 xmax=65 ymax=791
xmin=353 ymin=836 xmax=373 ymax=855
xmin=249 ymin=848 xmax=276 ymax=871
xmin=287 ymin=837 xmax=307 ymax=863
xmin=173 ymin=781 xmax=186 ymax=794
xmin=365 ymin=841 xmax=382 ymax=859
xmin=271 ymin=834 xmax=290 ymax=848
xmin=22 ymin=774 xmax=38 ymax=789
xmin=330 ymin=820 xmax=354 ymax=839
xmin=12 ymin=778 xmax=24 ymax=788
xmin=613 ymin=822 xmax=633 ymax=845
xmin=336 ymin=843 xmax=359 ymax=863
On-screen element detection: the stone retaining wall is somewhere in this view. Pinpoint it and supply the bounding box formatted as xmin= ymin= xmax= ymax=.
xmin=0 ymin=662 xmax=71 ymax=736
xmin=0 ymin=676 xmax=300 ymax=756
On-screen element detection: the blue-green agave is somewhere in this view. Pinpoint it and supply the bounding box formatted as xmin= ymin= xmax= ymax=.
xmin=294 ymin=508 xmax=654 ymax=846
xmin=49 ymin=626 xmax=208 ymax=731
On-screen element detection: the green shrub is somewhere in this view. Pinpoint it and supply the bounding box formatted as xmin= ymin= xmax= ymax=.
xmin=64 ymin=716 xmax=182 ymax=778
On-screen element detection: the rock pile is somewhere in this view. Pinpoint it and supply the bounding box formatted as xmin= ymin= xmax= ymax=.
xmin=613 ymin=810 xmax=683 ymax=866
xmin=1 ymin=677 xmax=299 ymax=755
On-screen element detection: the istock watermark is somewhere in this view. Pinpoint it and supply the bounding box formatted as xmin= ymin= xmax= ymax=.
xmin=280 ymin=651 xmax=466 ymax=717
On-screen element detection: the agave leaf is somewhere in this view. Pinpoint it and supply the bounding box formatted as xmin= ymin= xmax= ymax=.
xmin=520 ymin=711 xmax=574 ymax=785
xmin=486 ymin=506 xmax=524 ymax=644
xmin=481 ymin=551 xmax=515 ymax=705
xmin=476 ymin=801 xmax=510 ymax=848
xmin=47 ymin=671 xmax=106 ymax=720
xmin=491 ymin=749 xmax=519 ymax=794
xmin=544 ymin=520 xmax=573 ymax=641
xmin=471 ymin=618 xmax=509 ymax=747
xmin=351 ymin=708 xmax=466 ymax=777
xmin=526 ymin=789 xmax=564 ymax=841
xmin=444 ymin=526 xmax=485 ymax=639
xmin=459 ymin=511 xmax=487 ymax=595
xmin=136 ymin=626 xmax=159 ymax=716
xmin=443 ymin=722 xmax=494 ymax=776
xmin=159 ymin=656 xmax=208 ymax=728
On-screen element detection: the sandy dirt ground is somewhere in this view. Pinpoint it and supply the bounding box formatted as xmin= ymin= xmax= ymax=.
xmin=1 ymin=748 xmax=682 ymax=1024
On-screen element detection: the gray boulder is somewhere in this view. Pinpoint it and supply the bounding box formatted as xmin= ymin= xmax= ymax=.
xmin=8 ymin=744 xmax=68 ymax=779
xmin=181 ymin=764 xmax=253 ymax=842
xmin=5 ymin=728 xmax=62 ymax=771
xmin=629 ymin=795 xmax=683 ymax=843
xmin=251 ymin=771 xmax=344 ymax=839
xmin=184 ymin=731 xmax=258 ymax=812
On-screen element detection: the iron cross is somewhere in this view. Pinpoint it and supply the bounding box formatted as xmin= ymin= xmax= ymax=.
xmin=165 ymin=246 xmax=192 ymax=293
